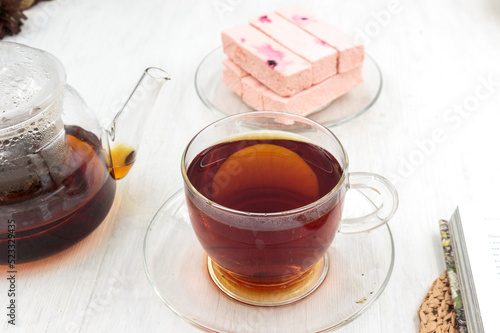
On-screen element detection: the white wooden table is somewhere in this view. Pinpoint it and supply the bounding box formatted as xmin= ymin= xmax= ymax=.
xmin=2 ymin=0 xmax=500 ymax=332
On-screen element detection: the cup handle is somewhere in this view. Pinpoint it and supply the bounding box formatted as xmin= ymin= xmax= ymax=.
xmin=340 ymin=172 xmax=399 ymax=234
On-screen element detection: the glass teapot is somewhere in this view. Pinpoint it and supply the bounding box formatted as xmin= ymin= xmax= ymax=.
xmin=0 ymin=41 xmax=170 ymax=264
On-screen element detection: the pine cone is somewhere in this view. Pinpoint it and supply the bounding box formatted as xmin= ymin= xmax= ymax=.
xmin=20 ymin=0 xmax=35 ymax=10
xmin=0 ymin=0 xmax=27 ymax=39
xmin=21 ymin=0 xmax=51 ymax=10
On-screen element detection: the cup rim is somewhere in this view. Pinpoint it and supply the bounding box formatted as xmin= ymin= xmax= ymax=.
xmin=181 ymin=111 xmax=349 ymax=217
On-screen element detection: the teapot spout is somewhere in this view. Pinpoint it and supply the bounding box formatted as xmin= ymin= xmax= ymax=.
xmin=107 ymin=67 xmax=170 ymax=180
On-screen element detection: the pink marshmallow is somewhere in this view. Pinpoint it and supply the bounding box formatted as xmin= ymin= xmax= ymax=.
xmin=222 ymin=62 xmax=267 ymax=110
xmin=242 ymin=76 xmax=268 ymax=110
xmin=221 ymin=24 xmax=312 ymax=97
xmin=222 ymin=59 xmax=363 ymax=116
xmin=222 ymin=58 xmax=247 ymax=95
xmin=262 ymin=66 xmax=363 ymax=116
xmin=276 ymin=5 xmax=364 ymax=73
xmin=250 ymin=12 xmax=338 ymax=84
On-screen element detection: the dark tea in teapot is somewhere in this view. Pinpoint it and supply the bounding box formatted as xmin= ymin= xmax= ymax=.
xmin=0 ymin=126 xmax=116 ymax=264
xmin=0 ymin=42 xmax=169 ymax=265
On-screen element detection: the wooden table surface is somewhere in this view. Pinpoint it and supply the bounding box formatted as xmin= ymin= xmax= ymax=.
xmin=2 ymin=0 xmax=500 ymax=332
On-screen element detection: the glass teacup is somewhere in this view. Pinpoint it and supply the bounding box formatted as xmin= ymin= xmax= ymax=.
xmin=181 ymin=111 xmax=398 ymax=306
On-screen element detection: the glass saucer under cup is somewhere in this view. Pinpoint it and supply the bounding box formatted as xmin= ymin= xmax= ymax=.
xmin=143 ymin=189 xmax=395 ymax=333
xmin=194 ymin=46 xmax=383 ymax=127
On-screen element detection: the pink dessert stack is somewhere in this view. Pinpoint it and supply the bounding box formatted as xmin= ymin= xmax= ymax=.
xmin=221 ymin=5 xmax=364 ymax=116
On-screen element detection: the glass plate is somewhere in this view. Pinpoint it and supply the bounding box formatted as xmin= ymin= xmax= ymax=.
xmin=195 ymin=47 xmax=382 ymax=127
xmin=143 ymin=189 xmax=395 ymax=333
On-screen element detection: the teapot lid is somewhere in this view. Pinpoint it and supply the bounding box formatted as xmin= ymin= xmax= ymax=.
xmin=0 ymin=42 xmax=66 ymax=131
